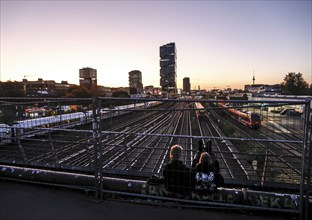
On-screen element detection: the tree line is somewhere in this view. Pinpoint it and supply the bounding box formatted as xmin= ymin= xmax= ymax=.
xmin=281 ymin=72 xmax=312 ymax=95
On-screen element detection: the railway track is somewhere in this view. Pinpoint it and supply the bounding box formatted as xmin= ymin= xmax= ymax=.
xmin=199 ymin=109 xmax=257 ymax=182
xmin=0 ymin=100 xmax=307 ymax=188
xmin=208 ymin=102 xmax=305 ymax=186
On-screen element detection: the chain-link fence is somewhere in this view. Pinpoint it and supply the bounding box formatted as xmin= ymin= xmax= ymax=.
xmin=0 ymin=97 xmax=311 ymax=218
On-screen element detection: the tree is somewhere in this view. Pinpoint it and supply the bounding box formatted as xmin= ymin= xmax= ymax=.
xmin=112 ymin=91 xmax=130 ymax=98
xmin=309 ymin=84 xmax=312 ymax=95
xmin=281 ymin=72 xmax=309 ymax=95
xmin=129 ymin=87 xmax=138 ymax=95
xmin=65 ymin=85 xmax=92 ymax=98
xmin=0 ymin=81 xmax=25 ymax=97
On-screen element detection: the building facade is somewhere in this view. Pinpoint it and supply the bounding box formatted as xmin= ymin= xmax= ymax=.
xmin=183 ymin=77 xmax=191 ymax=94
xmin=160 ymin=42 xmax=177 ymax=92
xmin=79 ymin=67 xmax=97 ymax=92
xmin=244 ymin=84 xmax=282 ymax=96
xmin=0 ymin=78 xmax=72 ymax=97
xmin=129 ymin=70 xmax=143 ymax=94
xmin=22 ymin=78 xmax=55 ymax=96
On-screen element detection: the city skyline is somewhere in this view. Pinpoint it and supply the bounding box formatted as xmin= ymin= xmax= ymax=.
xmin=1 ymin=1 xmax=311 ymax=90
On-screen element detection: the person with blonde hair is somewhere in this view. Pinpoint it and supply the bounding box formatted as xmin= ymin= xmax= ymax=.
xmin=170 ymin=144 xmax=182 ymax=160
xmin=163 ymin=144 xmax=193 ymax=196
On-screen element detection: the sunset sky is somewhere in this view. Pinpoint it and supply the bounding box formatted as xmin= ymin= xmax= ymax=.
xmin=1 ymin=1 xmax=311 ymax=90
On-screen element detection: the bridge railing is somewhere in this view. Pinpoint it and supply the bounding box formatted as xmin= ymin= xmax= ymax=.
xmin=0 ymin=97 xmax=311 ymax=218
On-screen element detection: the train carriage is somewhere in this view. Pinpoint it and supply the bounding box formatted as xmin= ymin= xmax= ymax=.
xmin=10 ymin=111 xmax=93 ymax=140
xmin=0 ymin=101 xmax=161 ymax=143
xmin=219 ymin=102 xmax=261 ymax=129
xmin=0 ymin=124 xmax=12 ymax=144
xmin=195 ymin=102 xmax=208 ymax=119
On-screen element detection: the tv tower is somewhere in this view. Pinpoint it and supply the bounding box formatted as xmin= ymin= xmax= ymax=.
xmin=252 ymin=69 xmax=255 ymax=85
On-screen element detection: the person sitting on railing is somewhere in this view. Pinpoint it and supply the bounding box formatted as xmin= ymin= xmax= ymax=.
xmin=194 ymin=152 xmax=216 ymax=195
xmin=192 ymin=140 xmax=204 ymax=168
xmin=205 ymin=140 xmax=224 ymax=187
xmin=163 ymin=144 xmax=193 ymax=197
xmin=205 ymin=139 xmax=220 ymax=173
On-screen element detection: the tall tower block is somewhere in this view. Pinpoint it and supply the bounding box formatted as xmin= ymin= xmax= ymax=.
xmin=160 ymin=42 xmax=177 ymax=92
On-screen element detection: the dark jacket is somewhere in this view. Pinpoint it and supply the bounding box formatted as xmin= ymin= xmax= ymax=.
xmin=163 ymin=160 xmax=193 ymax=196
xmin=195 ymin=162 xmax=213 ymax=174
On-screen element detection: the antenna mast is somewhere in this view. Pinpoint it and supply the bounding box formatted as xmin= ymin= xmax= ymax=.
xmin=252 ymin=69 xmax=255 ymax=85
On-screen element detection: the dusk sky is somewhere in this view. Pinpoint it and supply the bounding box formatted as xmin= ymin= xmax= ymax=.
xmin=1 ymin=1 xmax=311 ymax=90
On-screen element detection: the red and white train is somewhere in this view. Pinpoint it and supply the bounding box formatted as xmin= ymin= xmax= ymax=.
xmin=194 ymin=102 xmax=208 ymax=119
xmin=218 ymin=102 xmax=261 ymax=129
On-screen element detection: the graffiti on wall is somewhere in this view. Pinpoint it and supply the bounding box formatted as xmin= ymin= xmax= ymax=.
xmin=140 ymin=183 xmax=298 ymax=210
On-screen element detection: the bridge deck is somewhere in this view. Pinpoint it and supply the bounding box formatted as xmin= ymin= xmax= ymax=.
xmin=0 ymin=180 xmax=290 ymax=220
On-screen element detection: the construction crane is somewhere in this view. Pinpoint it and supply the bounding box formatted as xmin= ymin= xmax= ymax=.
xmin=23 ymin=74 xmax=38 ymax=80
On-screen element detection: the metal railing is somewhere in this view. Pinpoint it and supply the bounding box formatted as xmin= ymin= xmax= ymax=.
xmin=0 ymin=96 xmax=311 ymax=218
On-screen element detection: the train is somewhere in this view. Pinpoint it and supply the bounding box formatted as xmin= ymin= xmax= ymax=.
xmin=194 ymin=102 xmax=208 ymax=119
xmin=0 ymin=101 xmax=160 ymax=144
xmin=0 ymin=124 xmax=11 ymax=144
xmin=218 ymin=102 xmax=261 ymax=129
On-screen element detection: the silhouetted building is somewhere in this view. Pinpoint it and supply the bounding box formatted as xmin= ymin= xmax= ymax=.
xmin=55 ymin=81 xmax=71 ymax=96
xmin=160 ymin=42 xmax=177 ymax=92
xmin=79 ymin=67 xmax=97 ymax=92
xmin=20 ymin=78 xmax=73 ymax=97
xmin=144 ymin=85 xmax=162 ymax=97
xmin=0 ymin=81 xmax=24 ymax=97
xmin=129 ymin=70 xmax=143 ymax=94
xmin=22 ymin=78 xmax=55 ymax=96
xmin=244 ymin=84 xmax=282 ymax=96
xmin=183 ymin=77 xmax=190 ymax=93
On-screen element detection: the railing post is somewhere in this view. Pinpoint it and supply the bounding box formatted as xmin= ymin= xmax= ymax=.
xmin=84 ymin=133 xmax=93 ymax=170
xmin=48 ymin=130 xmax=58 ymax=168
xmin=124 ymin=143 xmax=131 ymax=177
xmin=300 ymin=100 xmax=311 ymax=219
xmin=92 ymin=96 xmax=100 ymax=199
xmin=304 ymin=100 xmax=312 ymax=220
xmin=16 ymin=128 xmax=28 ymax=165
xmin=261 ymin=148 xmax=268 ymax=188
xmin=98 ymin=98 xmax=104 ymax=199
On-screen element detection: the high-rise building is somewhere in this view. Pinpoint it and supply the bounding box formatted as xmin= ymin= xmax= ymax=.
xmin=79 ymin=67 xmax=97 ymax=91
xmin=129 ymin=70 xmax=143 ymax=94
xmin=183 ymin=77 xmax=191 ymax=93
xmin=160 ymin=42 xmax=177 ymax=92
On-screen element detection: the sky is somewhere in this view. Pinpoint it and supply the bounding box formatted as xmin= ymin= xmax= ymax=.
xmin=0 ymin=0 xmax=311 ymax=90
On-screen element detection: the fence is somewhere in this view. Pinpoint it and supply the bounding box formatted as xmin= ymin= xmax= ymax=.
xmin=0 ymin=96 xmax=311 ymax=218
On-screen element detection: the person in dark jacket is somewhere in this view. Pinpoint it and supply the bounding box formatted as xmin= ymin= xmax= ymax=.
xmin=205 ymin=140 xmax=224 ymax=187
xmin=194 ymin=152 xmax=215 ymax=194
xmin=163 ymin=145 xmax=193 ymax=196
xmin=205 ymin=139 xmax=220 ymax=173
xmin=192 ymin=140 xmax=204 ymax=168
